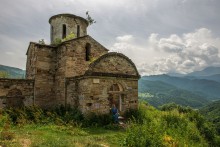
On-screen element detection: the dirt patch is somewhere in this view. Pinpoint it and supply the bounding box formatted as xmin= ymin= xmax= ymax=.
xmin=19 ymin=139 xmax=31 ymax=147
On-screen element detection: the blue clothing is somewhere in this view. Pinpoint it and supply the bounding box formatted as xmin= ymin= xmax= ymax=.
xmin=112 ymin=108 xmax=118 ymax=115
xmin=111 ymin=107 xmax=119 ymax=123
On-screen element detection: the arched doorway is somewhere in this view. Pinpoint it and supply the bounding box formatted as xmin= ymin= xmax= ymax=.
xmin=6 ymin=88 xmax=24 ymax=108
xmin=108 ymin=83 xmax=125 ymax=112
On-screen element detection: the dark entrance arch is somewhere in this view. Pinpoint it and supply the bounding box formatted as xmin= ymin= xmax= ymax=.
xmin=6 ymin=88 xmax=24 ymax=108
xmin=108 ymin=83 xmax=125 ymax=112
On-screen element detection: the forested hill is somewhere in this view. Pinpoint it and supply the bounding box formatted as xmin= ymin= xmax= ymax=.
xmin=0 ymin=65 xmax=25 ymax=78
xmin=141 ymin=74 xmax=220 ymax=100
xmin=138 ymin=79 xmax=210 ymax=108
xmin=200 ymin=100 xmax=220 ymax=135
xmin=139 ymin=66 xmax=220 ymax=108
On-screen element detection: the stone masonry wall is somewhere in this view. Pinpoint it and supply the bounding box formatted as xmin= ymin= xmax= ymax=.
xmin=66 ymin=76 xmax=138 ymax=114
xmin=54 ymin=44 xmax=67 ymax=106
xmin=26 ymin=43 xmax=36 ymax=79
xmin=54 ymin=36 xmax=108 ymax=106
xmin=26 ymin=43 xmax=57 ymax=108
xmin=0 ymin=79 xmax=34 ymax=108
xmin=49 ymin=14 xmax=88 ymax=43
xmin=88 ymin=53 xmax=138 ymax=76
xmin=64 ymin=36 xmax=108 ymax=77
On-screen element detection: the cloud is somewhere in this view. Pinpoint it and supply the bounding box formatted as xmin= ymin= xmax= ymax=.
xmin=0 ymin=0 xmax=220 ymax=72
xmin=111 ymin=28 xmax=220 ymax=75
xmin=139 ymin=28 xmax=220 ymax=75
xmin=5 ymin=52 xmax=15 ymax=56
xmin=116 ymin=35 xmax=133 ymax=42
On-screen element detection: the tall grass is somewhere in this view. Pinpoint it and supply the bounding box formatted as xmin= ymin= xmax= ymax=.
xmin=2 ymin=105 xmax=114 ymax=127
xmin=123 ymin=103 xmax=220 ymax=146
xmin=0 ymin=103 xmax=220 ymax=146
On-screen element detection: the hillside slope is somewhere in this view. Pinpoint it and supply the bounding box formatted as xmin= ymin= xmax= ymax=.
xmin=1 ymin=104 xmax=219 ymax=146
xmin=0 ymin=65 xmax=25 ymax=78
xmin=142 ymin=74 xmax=220 ymax=100
xmin=200 ymin=100 xmax=220 ymax=135
xmin=186 ymin=74 xmax=220 ymax=83
xmin=138 ymin=79 xmax=210 ymax=108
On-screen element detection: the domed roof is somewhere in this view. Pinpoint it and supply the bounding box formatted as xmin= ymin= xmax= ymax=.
xmin=49 ymin=13 xmax=88 ymax=25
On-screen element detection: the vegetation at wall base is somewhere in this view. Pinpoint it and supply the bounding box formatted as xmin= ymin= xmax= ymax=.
xmin=0 ymin=103 xmax=219 ymax=146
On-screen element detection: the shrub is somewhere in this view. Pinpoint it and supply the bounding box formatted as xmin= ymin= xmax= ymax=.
xmin=52 ymin=38 xmax=62 ymax=45
xmin=160 ymin=103 xmax=193 ymax=113
xmin=162 ymin=111 xmax=188 ymax=129
xmin=124 ymin=102 xmax=153 ymax=124
xmin=62 ymin=32 xmax=75 ymax=42
xmin=3 ymin=105 xmax=116 ymax=127
xmin=83 ymin=112 xmax=112 ymax=127
xmin=51 ymin=105 xmax=84 ymax=124
xmin=124 ymin=122 xmax=164 ymax=146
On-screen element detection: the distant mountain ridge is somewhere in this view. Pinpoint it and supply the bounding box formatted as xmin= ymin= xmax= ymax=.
xmin=0 ymin=64 xmax=25 ymax=78
xmin=187 ymin=66 xmax=220 ymax=76
xmin=139 ymin=79 xmax=210 ymax=108
xmin=185 ymin=74 xmax=220 ymax=83
xmin=139 ymin=66 xmax=220 ymax=108
xmin=142 ymin=74 xmax=220 ymax=100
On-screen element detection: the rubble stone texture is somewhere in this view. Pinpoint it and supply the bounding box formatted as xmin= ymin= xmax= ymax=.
xmin=0 ymin=79 xmax=34 ymax=108
xmin=0 ymin=13 xmax=140 ymax=114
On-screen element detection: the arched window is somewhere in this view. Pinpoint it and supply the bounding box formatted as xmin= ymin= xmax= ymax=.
xmin=77 ymin=25 xmax=80 ymax=37
xmin=85 ymin=43 xmax=91 ymax=61
xmin=50 ymin=25 xmax=53 ymax=42
xmin=62 ymin=24 xmax=66 ymax=39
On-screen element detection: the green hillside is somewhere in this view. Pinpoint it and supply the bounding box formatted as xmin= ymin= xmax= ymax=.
xmin=141 ymin=74 xmax=220 ymax=100
xmin=0 ymin=65 xmax=25 ymax=79
xmin=138 ymin=79 xmax=210 ymax=108
xmin=200 ymin=100 xmax=220 ymax=135
xmin=186 ymin=74 xmax=220 ymax=83
xmin=0 ymin=104 xmax=219 ymax=146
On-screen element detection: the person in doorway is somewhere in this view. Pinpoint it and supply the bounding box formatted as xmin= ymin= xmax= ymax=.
xmin=111 ymin=104 xmax=119 ymax=123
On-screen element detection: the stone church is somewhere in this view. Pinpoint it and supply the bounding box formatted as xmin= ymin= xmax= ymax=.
xmin=0 ymin=14 xmax=140 ymax=114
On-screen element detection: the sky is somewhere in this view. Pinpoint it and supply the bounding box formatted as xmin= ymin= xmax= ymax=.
xmin=0 ymin=0 xmax=220 ymax=75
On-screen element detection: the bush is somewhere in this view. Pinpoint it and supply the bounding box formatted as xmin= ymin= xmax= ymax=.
xmin=83 ymin=112 xmax=113 ymax=127
xmin=162 ymin=111 xmax=188 ymax=129
xmin=4 ymin=106 xmax=44 ymax=125
xmin=124 ymin=121 xmax=164 ymax=146
xmin=52 ymin=38 xmax=62 ymax=45
xmin=50 ymin=105 xmax=84 ymax=124
xmin=3 ymin=105 xmax=116 ymax=128
xmin=160 ymin=103 xmax=193 ymax=113
xmin=123 ymin=103 xmax=166 ymax=146
xmin=124 ymin=102 xmax=153 ymax=124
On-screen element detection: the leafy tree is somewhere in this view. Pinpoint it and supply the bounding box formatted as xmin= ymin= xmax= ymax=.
xmin=38 ymin=39 xmax=45 ymax=44
xmin=86 ymin=11 xmax=96 ymax=25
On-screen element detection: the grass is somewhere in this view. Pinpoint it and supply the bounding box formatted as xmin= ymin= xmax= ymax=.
xmin=0 ymin=124 xmax=125 ymax=147
xmin=1 ymin=103 xmax=219 ymax=146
